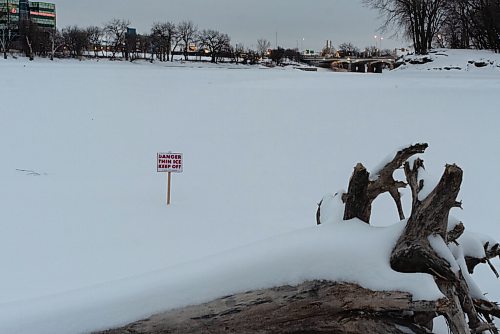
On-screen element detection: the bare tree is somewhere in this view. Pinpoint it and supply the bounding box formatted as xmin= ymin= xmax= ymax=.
xmin=19 ymin=20 xmax=44 ymax=60
xmin=151 ymin=22 xmax=176 ymax=61
xmin=246 ymin=48 xmax=259 ymax=65
xmin=270 ymin=47 xmax=285 ymax=65
xmin=177 ymin=20 xmax=197 ymax=60
xmin=429 ymin=0 xmax=500 ymax=52
xmin=363 ymin=0 xmax=447 ymax=54
xmin=256 ymin=38 xmax=271 ymax=58
xmin=0 ymin=28 xmax=11 ymax=59
xmin=48 ymin=28 xmax=64 ymax=60
xmin=169 ymin=25 xmax=182 ymax=62
xmin=24 ymin=31 xmax=34 ymax=60
xmin=464 ymin=0 xmax=500 ymax=52
xmin=198 ymin=29 xmax=231 ymax=63
xmin=338 ymin=42 xmax=360 ymax=56
xmin=0 ymin=1 xmax=17 ymax=59
xmin=135 ymin=33 xmax=150 ymax=60
xmin=364 ymin=45 xmax=379 ymax=57
xmin=150 ymin=22 xmax=165 ymax=61
xmin=30 ymin=27 xmax=54 ymax=58
xmin=103 ymin=18 xmax=130 ymax=58
xmin=233 ymin=43 xmax=245 ymax=63
xmin=62 ymin=26 xmax=89 ymax=58
xmin=440 ymin=0 xmax=472 ymax=49
xmin=87 ymin=26 xmax=103 ymax=58
xmin=365 ymin=0 xmax=499 ymax=53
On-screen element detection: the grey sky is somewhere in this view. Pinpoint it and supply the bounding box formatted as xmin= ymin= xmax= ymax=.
xmin=54 ymin=0 xmax=406 ymax=51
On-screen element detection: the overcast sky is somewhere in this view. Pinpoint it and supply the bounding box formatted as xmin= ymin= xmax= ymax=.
xmin=54 ymin=0 xmax=406 ymax=51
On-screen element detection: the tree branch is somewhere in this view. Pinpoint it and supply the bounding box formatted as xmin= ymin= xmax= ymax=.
xmin=391 ymin=164 xmax=463 ymax=280
xmin=448 ymin=222 xmax=465 ymax=244
xmin=342 ymin=143 xmax=428 ymax=223
xmin=465 ymin=241 xmax=500 ymax=275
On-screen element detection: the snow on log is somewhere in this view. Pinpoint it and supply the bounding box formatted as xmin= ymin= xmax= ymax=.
xmin=95 ymin=281 xmax=450 ymax=334
xmin=341 ymin=143 xmax=427 ymax=224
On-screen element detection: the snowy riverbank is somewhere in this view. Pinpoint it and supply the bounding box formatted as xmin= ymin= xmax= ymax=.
xmin=0 ymin=54 xmax=499 ymax=333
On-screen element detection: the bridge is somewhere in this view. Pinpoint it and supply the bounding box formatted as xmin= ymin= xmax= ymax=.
xmin=301 ymin=55 xmax=396 ymax=73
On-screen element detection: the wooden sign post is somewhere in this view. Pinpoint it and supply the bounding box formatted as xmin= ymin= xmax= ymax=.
xmin=167 ymin=171 xmax=172 ymax=205
xmin=157 ymin=152 xmax=183 ymax=206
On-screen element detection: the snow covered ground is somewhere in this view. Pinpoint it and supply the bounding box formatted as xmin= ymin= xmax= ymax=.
xmin=0 ymin=54 xmax=499 ymax=333
xmin=397 ymin=48 xmax=500 ymax=73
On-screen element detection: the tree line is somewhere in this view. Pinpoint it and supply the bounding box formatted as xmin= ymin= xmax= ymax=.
xmin=363 ymin=0 xmax=500 ymax=54
xmin=0 ymin=14 xmax=302 ymax=64
xmin=24 ymin=19 xmax=236 ymax=63
xmin=321 ymin=42 xmax=395 ymax=58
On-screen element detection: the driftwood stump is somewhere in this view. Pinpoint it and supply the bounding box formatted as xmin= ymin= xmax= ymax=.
xmin=341 ymin=143 xmax=427 ymax=224
xmin=319 ymin=143 xmax=500 ymax=333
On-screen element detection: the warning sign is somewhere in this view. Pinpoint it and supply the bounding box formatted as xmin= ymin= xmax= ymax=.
xmin=157 ymin=153 xmax=183 ymax=173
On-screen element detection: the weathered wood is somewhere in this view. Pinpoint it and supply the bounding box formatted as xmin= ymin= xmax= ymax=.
xmin=342 ymin=163 xmax=371 ymax=222
xmin=390 ymin=159 xmax=499 ymax=333
xmin=473 ymin=299 xmax=500 ymax=334
xmin=448 ymin=222 xmax=465 ymax=244
xmin=95 ymin=281 xmax=448 ymax=334
xmin=404 ymin=158 xmax=425 ymax=210
xmin=316 ymin=199 xmax=322 ymax=225
xmin=391 ymin=163 xmax=463 ymax=280
xmin=475 ymin=299 xmax=500 ymax=319
xmin=390 ymin=162 xmax=471 ymax=333
xmin=342 ymin=143 xmax=427 ymax=224
xmin=436 ymin=280 xmax=471 ymax=334
xmin=465 ymin=241 xmax=500 ymax=275
xmin=329 ymin=144 xmax=498 ymax=334
xmin=455 ymin=272 xmax=482 ymax=332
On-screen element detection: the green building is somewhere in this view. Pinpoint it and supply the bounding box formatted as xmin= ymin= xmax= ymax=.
xmin=0 ymin=0 xmax=56 ymax=31
xmin=29 ymin=1 xmax=56 ymax=29
xmin=0 ymin=0 xmax=20 ymax=30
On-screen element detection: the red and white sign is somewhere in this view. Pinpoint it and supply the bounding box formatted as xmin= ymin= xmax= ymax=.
xmin=30 ymin=11 xmax=56 ymax=18
xmin=157 ymin=153 xmax=183 ymax=173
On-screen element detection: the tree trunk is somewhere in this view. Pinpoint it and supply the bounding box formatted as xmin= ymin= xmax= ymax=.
xmin=339 ymin=143 xmax=427 ymax=224
xmin=391 ymin=163 xmax=463 ymax=279
xmin=342 ymin=163 xmax=371 ymax=222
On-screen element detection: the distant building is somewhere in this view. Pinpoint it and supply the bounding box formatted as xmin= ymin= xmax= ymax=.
xmin=0 ymin=0 xmax=56 ymax=32
xmin=126 ymin=27 xmax=136 ymax=36
xmin=19 ymin=0 xmax=29 ymax=21
xmin=29 ymin=1 xmax=56 ymax=29
xmin=0 ymin=0 xmax=20 ymax=30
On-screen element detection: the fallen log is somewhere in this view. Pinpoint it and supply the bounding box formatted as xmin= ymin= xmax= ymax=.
xmin=95 ymin=281 xmax=449 ymax=334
